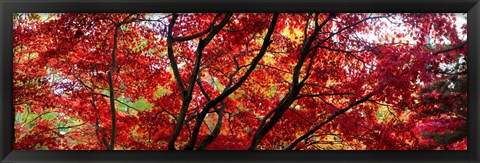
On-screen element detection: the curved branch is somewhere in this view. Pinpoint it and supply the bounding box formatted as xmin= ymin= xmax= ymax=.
xmin=20 ymin=112 xmax=56 ymax=128
xmin=196 ymin=101 xmax=226 ymax=150
xmin=172 ymin=14 xmax=222 ymax=41
xmin=166 ymin=13 xmax=186 ymax=96
xmin=285 ymin=93 xmax=374 ymax=150
xmin=169 ymin=13 xmax=233 ymax=150
xmin=432 ymin=41 xmax=467 ymax=55
xmin=248 ymin=13 xmax=335 ymax=150
xmin=185 ymin=13 xmax=279 ymax=150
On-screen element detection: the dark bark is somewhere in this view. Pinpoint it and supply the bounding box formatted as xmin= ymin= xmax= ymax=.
xmin=193 ymin=75 xmax=225 ymax=150
xmin=432 ymin=41 xmax=467 ymax=55
xmin=91 ymin=91 xmax=109 ymax=150
xmin=106 ymin=25 xmax=120 ymax=150
xmin=196 ymin=102 xmax=225 ymax=150
xmin=165 ymin=13 xmax=187 ymax=150
xmin=285 ymin=93 xmax=374 ymax=150
xmin=173 ymin=14 xmax=222 ymax=42
xmin=168 ymin=13 xmax=233 ymax=150
xmin=248 ymin=13 xmax=334 ymax=150
xmin=77 ymin=66 xmax=109 ymax=150
xmin=248 ymin=88 xmax=302 ymax=150
xmin=184 ymin=13 xmax=279 ymax=150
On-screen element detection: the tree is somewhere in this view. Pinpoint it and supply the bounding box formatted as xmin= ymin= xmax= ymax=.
xmin=13 ymin=13 xmax=467 ymax=150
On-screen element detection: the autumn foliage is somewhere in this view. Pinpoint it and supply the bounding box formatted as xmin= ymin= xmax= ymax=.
xmin=13 ymin=13 xmax=467 ymax=150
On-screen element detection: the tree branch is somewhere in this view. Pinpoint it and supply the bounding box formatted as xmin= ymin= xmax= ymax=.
xmin=173 ymin=14 xmax=222 ymax=41
xmin=169 ymin=13 xmax=233 ymax=150
xmin=285 ymin=93 xmax=374 ymax=150
xmin=296 ymin=92 xmax=354 ymax=100
xmin=185 ymin=13 xmax=279 ymax=150
xmin=106 ymin=24 xmax=120 ymax=150
xmin=432 ymin=41 xmax=467 ymax=55
xmin=196 ymin=101 xmax=225 ymax=150
xmin=248 ymin=13 xmax=335 ymax=150
xmin=166 ymin=13 xmax=187 ymax=96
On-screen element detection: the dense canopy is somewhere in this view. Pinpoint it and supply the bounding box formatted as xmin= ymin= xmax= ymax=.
xmin=13 ymin=13 xmax=467 ymax=150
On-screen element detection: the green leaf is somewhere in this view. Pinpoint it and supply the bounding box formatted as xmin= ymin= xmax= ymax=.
xmin=42 ymin=113 xmax=56 ymax=120
xmin=154 ymin=86 xmax=171 ymax=99
xmin=132 ymin=99 xmax=153 ymax=111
